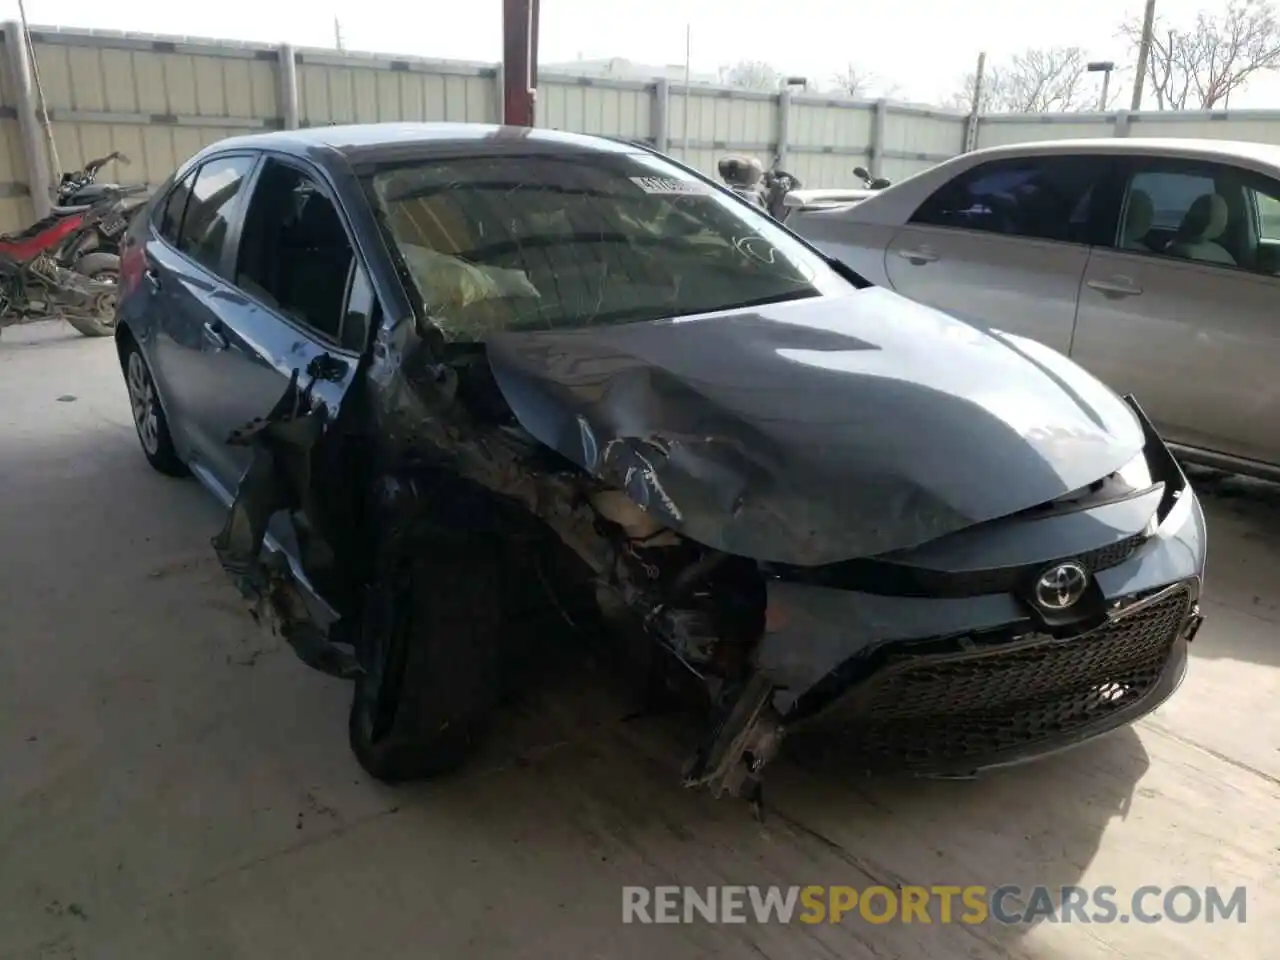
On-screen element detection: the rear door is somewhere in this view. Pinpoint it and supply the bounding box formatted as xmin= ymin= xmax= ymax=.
xmin=1071 ymin=156 xmax=1280 ymax=468
xmin=884 ymin=155 xmax=1116 ymax=354
xmin=196 ymin=154 xmax=372 ymax=498
xmin=144 ymin=153 xmax=258 ymax=479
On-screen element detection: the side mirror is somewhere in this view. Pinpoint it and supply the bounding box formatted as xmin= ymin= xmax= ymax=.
xmin=853 ymin=166 xmax=870 ymax=180
xmin=782 ymin=193 xmax=805 ymax=208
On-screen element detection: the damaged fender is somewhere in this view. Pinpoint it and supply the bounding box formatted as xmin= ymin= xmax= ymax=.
xmin=212 ymin=368 xmax=361 ymax=679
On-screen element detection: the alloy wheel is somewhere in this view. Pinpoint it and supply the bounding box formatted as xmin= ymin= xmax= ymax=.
xmin=126 ymin=350 xmax=160 ymax=455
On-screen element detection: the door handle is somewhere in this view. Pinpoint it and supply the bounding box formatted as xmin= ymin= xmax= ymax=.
xmin=1087 ymin=276 xmax=1143 ymax=298
xmin=201 ymin=321 xmax=228 ymax=351
xmin=896 ymin=246 xmax=938 ymax=265
xmin=144 ymin=268 xmax=161 ymax=292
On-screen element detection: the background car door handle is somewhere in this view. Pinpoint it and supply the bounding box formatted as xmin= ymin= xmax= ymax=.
xmin=201 ymin=321 xmax=228 ymax=351
xmin=144 ymin=268 xmax=161 ymax=292
xmin=896 ymin=247 xmax=938 ymax=265
xmin=1087 ymin=277 xmax=1143 ymax=298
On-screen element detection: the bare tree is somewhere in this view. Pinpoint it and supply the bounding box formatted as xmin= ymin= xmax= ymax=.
xmin=949 ymin=46 xmax=1093 ymax=113
xmin=718 ymin=60 xmax=782 ymax=90
xmin=830 ymin=65 xmax=874 ymax=98
xmin=1121 ymin=0 xmax=1280 ymax=109
xmin=828 ymin=65 xmax=903 ymax=99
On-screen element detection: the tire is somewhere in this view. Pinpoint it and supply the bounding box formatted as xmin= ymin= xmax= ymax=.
xmin=65 ymin=251 xmax=120 ymax=338
xmin=349 ymin=542 xmax=514 ymax=783
xmin=120 ymin=334 xmax=188 ymax=477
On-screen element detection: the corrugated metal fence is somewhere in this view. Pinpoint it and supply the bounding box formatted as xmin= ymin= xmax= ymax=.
xmin=3 ymin=24 xmax=1280 ymax=233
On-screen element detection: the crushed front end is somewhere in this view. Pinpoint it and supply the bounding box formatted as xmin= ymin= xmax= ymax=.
xmin=746 ymin=399 xmax=1206 ymax=781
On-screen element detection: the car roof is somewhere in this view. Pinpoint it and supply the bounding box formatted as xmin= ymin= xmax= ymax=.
xmin=966 ymin=136 xmax=1280 ymax=170
xmin=203 ymin=122 xmax=644 ymax=170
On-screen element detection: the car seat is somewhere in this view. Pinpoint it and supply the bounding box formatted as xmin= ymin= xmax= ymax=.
xmin=1120 ymin=189 xmax=1154 ymax=251
xmin=1166 ymin=194 xmax=1236 ymax=265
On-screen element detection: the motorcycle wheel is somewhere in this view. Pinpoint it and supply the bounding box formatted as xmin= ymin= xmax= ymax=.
xmin=65 ymin=252 xmax=120 ymax=338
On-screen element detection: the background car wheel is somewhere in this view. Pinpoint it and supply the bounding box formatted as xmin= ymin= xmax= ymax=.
xmin=349 ymin=543 xmax=512 ymax=783
xmin=65 ymin=252 xmax=120 ymax=338
xmin=120 ymin=334 xmax=188 ymax=477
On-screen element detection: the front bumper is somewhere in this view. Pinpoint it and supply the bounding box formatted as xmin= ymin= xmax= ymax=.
xmin=755 ymin=399 xmax=1207 ymax=776
xmin=786 ymin=581 xmax=1200 ymax=775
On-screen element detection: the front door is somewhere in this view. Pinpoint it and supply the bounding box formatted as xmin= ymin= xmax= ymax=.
xmin=1070 ymin=156 xmax=1280 ymax=468
xmin=884 ymin=154 xmax=1116 ymax=355
xmin=202 ymin=155 xmax=375 ymax=565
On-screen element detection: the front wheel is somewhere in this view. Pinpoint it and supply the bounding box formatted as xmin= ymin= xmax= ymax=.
xmin=65 ymin=251 xmax=119 ymax=338
xmin=349 ymin=544 xmax=514 ymax=783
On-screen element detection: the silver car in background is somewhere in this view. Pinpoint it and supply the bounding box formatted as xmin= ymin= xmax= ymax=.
xmin=790 ymin=138 xmax=1280 ymax=481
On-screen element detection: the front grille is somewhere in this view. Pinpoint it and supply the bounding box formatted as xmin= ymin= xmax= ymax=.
xmin=797 ymin=585 xmax=1192 ymax=772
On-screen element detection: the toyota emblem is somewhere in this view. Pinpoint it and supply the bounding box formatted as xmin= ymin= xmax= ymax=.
xmin=1034 ymin=561 xmax=1090 ymax=610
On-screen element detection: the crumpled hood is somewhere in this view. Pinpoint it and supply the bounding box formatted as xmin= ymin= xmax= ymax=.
xmin=483 ymin=288 xmax=1144 ymax=566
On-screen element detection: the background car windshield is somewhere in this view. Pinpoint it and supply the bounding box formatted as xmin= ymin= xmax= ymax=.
xmin=370 ymin=152 xmax=837 ymax=341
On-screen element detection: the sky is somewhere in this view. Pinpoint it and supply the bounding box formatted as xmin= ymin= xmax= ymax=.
xmin=4 ymin=0 xmax=1280 ymax=109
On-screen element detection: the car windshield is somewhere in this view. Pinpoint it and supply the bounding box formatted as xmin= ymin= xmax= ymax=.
xmin=368 ymin=150 xmax=844 ymax=341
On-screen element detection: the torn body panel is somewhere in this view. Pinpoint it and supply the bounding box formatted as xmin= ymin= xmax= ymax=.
xmin=212 ymin=369 xmax=361 ymax=679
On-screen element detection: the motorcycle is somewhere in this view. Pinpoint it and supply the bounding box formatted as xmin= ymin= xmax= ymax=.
xmin=0 ymin=187 xmax=132 ymax=339
xmin=853 ymin=165 xmax=892 ymax=190
xmin=55 ymin=152 xmax=150 ymax=259
xmin=717 ymin=155 xmax=803 ymax=222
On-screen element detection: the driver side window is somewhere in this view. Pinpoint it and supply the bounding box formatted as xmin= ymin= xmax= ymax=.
xmin=234 ymin=159 xmax=358 ymax=344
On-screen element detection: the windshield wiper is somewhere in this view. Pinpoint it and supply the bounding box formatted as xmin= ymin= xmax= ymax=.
xmin=539 ymin=289 xmax=819 ymax=330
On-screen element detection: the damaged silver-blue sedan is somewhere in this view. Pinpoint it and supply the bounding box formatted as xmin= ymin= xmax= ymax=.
xmin=113 ymin=123 xmax=1206 ymax=800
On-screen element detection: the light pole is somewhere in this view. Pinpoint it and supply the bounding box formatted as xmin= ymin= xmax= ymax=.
xmin=1088 ymin=60 xmax=1115 ymax=111
xmin=775 ymin=77 xmax=807 ymax=169
xmin=1131 ymin=0 xmax=1158 ymax=110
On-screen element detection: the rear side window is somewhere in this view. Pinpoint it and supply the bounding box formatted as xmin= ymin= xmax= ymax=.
xmin=174 ymin=155 xmax=255 ymax=275
xmin=912 ymin=156 xmax=1108 ymax=244
xmin=157 ymin=171 xmax=194 ymax=244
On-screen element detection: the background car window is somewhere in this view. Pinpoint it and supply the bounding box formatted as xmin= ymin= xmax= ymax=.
xmin=175 ymin=156 xmax=255 ymax=275
xmin=1116 ymin=164 xmax=1270 ymax=271
xmin=157 ymin=171 xmax=195 ymax=245
xmin=1127 ymin=171 xmax=1216 ymax=230
xmin=910 ymin=157 xmax=1105 ymax=243
xmin=1255 ymin=191 xmax=1280 ymax=241
xmin=235 ymin=159 xmax=355 ymax=342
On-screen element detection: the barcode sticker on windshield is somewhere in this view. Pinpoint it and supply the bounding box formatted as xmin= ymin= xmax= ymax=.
xmin=630 ymin=176 xmax=709 ymax=195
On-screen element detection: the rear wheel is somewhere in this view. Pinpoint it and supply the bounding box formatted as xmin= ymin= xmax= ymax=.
xmin=121 ymin=335 xmax=187 ymax=477
xmin=348 ymin=543 xmax=512 ymax=783
xmin=65 ymin=251 xmax=119 ymax=338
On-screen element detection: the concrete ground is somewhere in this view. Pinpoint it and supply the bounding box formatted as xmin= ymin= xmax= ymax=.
xmin=1 ymin=321 xmax=1276 ymax=960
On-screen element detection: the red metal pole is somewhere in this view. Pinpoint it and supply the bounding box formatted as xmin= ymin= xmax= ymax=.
xmin=501 ymin=0 xmax=539 ymax=126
